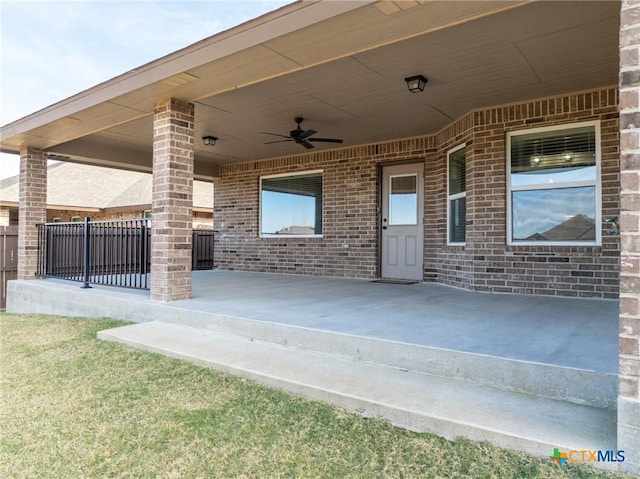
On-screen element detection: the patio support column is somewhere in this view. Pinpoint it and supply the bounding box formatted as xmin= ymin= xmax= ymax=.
xmin=618 ymin=1 xmax=640 ymax=474
xmin=17 ymin=147 xmax=47 ymax=280
xmin=150 ymin=97 xmax=194 ymax=301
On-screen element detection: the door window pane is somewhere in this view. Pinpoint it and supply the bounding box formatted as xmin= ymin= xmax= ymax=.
xmin=511 ymin=186 xmax=596 ymax=241
xmin=389 ymin=174 xmax=417 ymax=225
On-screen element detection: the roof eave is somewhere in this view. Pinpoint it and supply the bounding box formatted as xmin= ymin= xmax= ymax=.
xmin=0 ymin=0 xmax=374 ymax=146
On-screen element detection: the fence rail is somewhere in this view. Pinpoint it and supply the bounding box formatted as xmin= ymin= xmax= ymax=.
xmin=192 ymin=229 xmax=215 ymax=271
xmin=36 ymin=218 xmax=214 ymax=290
xmin=1 ymin=226 xmax=18 ymax=309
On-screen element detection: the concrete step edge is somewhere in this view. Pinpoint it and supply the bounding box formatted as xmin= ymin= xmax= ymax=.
xmin=97 ymin=321 xmax=616 ymax=469
xmin=156 ymin=314 xmax=617 ymax=410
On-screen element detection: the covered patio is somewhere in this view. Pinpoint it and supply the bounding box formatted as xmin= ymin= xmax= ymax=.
xmin=2 ymin=0 xmax=638 ymax=472
xmin=7 ymin=270 xmax=620 ymax=464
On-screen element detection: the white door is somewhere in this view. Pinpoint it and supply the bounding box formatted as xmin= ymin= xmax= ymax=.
xmin=381 ymin=163 xmax=424 ymax=280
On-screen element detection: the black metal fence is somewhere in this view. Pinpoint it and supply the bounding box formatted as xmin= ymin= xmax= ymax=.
xmin=36 ymin=218 xmax=215 ymax=290
xmin=192 ymin=229 xmax=215 ymax=270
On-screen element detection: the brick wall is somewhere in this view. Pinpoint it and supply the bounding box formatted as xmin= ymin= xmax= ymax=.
xmin=619 ymin=20 xmax=640 ymax=400
xmin=618 ymin=0 xmax=640 ymax=473
xmin=0 ymin=207 xmax=9 ymax=227
xmin=4 ymin=206 xmax=213 ymax=229
xmin=467 ymin=89 xmax=620 ymax=298
xmin=215 ymin=148 xmax=382 ymax=278
xmin=193 ymin=211 xmax=214 ymax=229
xmin=38 ymin=208 xmax=212 ymax=227
xmin=214 ymin=87 xmax=620 ymax=298
xmin=430 ymin=114 xmax=475 ymax=290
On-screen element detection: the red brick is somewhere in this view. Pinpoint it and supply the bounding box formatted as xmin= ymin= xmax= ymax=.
xmin=151 ymin=98 xmax=195 ymax=301
xmin=17 ymin=147 xmax=47 ymax=280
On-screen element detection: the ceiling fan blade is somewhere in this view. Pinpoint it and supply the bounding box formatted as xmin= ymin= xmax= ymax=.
xmin=260 ymin=131 xmax=292 ymax=139
xmin=308 ymin=137 xmax=344 ymax=143
xmin=264 ymin=139 xmax=293 ymax=145
xmin=297 ymin=129 xmax=317 ymax=140
xmin=299 ymin=140 xmax=314 ymax=149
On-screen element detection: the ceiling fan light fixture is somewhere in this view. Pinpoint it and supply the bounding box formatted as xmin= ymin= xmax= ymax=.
xmin=202 ymin=135 xmax=217 ymax=146
xmin=261 ymin=117 xmax=343 ymax=149
xmin=404 ymin=74 xmax=428 ymax=93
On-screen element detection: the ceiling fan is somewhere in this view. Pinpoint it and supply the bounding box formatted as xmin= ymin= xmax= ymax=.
xmin=261 ymin=117 xmax=343 ymax=149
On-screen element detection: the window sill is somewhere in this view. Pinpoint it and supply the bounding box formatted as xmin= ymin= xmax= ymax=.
xmin=507 ymin=241 xmax=601 ymax=247
xmin=260 ymin=235 xmax=323 ymax=239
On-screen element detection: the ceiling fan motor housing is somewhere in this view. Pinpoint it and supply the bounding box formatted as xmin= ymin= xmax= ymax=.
xmin=291 ymin=117 xmax=305 ymax=138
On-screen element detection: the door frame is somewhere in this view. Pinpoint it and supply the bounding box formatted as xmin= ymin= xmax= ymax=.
xmin=377 ymin=158 xmax=425 ymax=280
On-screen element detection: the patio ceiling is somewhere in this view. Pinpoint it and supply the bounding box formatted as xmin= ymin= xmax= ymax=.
xmin=0 ymin=1 xmax=620 ymax=180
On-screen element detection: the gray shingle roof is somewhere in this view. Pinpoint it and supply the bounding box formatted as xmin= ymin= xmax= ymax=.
xmin=0 ymin=162 xmax=213 ymax=210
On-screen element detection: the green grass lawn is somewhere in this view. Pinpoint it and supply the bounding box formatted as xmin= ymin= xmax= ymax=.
xmin=0 ymin=313 xmax=633 ymax=479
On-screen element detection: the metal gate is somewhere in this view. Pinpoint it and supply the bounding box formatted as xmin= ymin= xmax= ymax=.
xmin=1 ymin=226 xmax=18 ymax=309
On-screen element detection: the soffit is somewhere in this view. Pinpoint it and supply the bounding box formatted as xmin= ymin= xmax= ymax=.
xmin=0 ymin=1 xmax=620 ymax=175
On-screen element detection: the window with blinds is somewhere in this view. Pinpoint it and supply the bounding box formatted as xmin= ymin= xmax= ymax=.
xmin=260 ymin=170 xmax=323 ymax=237
xmin=507 ymin=122 xmax=600 ymax=245
xmin=448 ymin=145 xmax=466 ymax=244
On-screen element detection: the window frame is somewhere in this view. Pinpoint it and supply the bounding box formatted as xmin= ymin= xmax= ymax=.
xmin=447 ymin=143 xmax=466 ymax=246
xmin=506 ymin=120 xmax=601 ymax=246
xmin=259 ymin=169 xmax=324 ymax=239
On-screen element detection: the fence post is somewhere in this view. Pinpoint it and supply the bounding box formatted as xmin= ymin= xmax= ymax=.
xmin=81 ymin=217 xmax=92 ymax=289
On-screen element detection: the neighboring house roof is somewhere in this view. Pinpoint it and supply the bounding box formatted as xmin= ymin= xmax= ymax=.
xmin=527 ymin=214 xmax=596 ymax=242
xmin=0 ymin=162 xmax=213 ymax=212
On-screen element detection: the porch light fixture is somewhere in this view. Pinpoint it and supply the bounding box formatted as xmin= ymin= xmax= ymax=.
xmin=202 ymin=135 xmax=217 ymax=146
xmin=404 ymin=74 xmax=428 ymax=93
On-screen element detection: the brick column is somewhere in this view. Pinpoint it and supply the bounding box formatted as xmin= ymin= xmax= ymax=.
xmin=150 ymin=98 xmax=194 ymax=301
xmin=618 ymin=1 xmax=640 ymax=474
xmin=17 ymin=147 xmax=47 ymax=280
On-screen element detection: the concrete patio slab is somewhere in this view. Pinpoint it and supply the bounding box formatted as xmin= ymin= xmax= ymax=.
xmin=7 ymin=270 xmax=619 ymax=370
xmin=184 ymin=271 xmax=619 ymax=373
xmin=7 ymin=270 xmax=619 ymax=409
